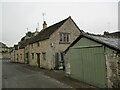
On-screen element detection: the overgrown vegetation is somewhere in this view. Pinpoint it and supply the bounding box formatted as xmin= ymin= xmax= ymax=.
xmin=2 ymin=50 xmax=8 ymax=53
xmin=21 ymin=31 xmax=35 ymax=41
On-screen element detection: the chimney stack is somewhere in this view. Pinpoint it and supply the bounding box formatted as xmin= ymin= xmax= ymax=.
xmin=43 ymin=21 xmax=47 ymax=29
xmin=104 ymin=31 xmax=109 ymax=35
xmin=34 ymin=28 xmax=39 ymax=36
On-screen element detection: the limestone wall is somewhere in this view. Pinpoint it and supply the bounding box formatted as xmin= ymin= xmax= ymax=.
xmin=49 ymin=17 xmax=81 ymax=69
xmin=105 ymin=48 xmax=120 ymax=88
xmin=0 ymin=52 xmax=10 ymax=59
xmin=14 ymin=49 xmax=25 ymax=63
xmin=29 ymin=40 xmax=50 ymax=69
xmin=2 ymin=53 xmax=11 ymax=59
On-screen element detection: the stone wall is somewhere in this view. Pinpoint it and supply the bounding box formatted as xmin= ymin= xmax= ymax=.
xmin=49 ymin=17 xmax=81 ymax=69
xmin=118 ymin=53 xmax=120 ymax=87
xmin=0 ymin=52 xmax=11 ymax=59
xmin=64 ymin=51 xmax=71 ymax=76
xmin=10 ymin=51 xmax=15 ymax=62
xmin=0 ymin=53 xmax=2 ymax=59
xmin=14 ymin=49 xmax=24 ymax=63
xmin=105 ymin=51 xmax=120 ymax=88
xmin=29 ymin=40 xmax=50 ymax=69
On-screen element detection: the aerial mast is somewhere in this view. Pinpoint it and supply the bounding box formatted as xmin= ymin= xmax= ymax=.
xmin=26 ymin=28 xmax=29 ymax=32
xmin=37 ymin=22 xmax=39 ymax=31
xmin=42 ymin=12 xmax=46 ymax=22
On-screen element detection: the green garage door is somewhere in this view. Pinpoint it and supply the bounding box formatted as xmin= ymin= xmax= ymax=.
xmin=70 ymin=46 xmax=106 ymax=88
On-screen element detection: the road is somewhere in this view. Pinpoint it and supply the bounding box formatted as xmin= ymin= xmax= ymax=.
xmin=0 ymin=60 xmax=2 ymax=89
xmin=2 ymin=60 xmax=71 ymax=88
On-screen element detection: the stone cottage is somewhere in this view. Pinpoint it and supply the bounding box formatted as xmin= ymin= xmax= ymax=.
xmin=11 ymin=30 xmax=39 ymax=63
xmin=0 ymin=42 xmax=10 ymax=59
xmin=64 ymin=32 xmax=120 ymax=88
xmin=28 ymin=16 xmax=82 ymax=69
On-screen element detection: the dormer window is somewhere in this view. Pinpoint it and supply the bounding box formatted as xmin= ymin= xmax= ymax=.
xmin=60 ymin=33 xmax=70 ymax=43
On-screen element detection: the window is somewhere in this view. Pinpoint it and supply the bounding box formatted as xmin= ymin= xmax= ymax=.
xmin=31 ymin=44 xmax=33 ymax=48
xmin=37 ymin=42 xmax=40 ymax=47
xmin=20 ymin=54 xmax=22 ymax=59
xmin=31 ymin=53 xmax=34 ymax=59
xmin=60 ymin=33 xmax=70 ymax=43
xmin=42 ymin=53 xmax=46 ymax=60
xmin=17 ymin=54 xmax=19 ymax=60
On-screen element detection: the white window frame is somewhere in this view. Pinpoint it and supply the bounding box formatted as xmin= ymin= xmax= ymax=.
xmin=59 ymin=33 xmax=70 ymax=43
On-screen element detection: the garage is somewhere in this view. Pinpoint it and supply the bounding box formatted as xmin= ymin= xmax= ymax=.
xmin=70 ymin=46 xmax=106 ymax=88
xmin=64 ymin=33 xmax=120 ymax=88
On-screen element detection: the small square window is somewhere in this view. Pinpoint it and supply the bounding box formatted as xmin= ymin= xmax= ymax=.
xmin=31 ymin=44 xmax=33 ymax=48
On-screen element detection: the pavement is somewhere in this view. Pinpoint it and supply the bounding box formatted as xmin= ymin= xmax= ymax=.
xmin=12 ymin=61 xmax=98 ymax=89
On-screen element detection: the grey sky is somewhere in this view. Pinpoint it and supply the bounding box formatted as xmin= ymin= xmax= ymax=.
xmin=118 ymin=1 xmax=120 ymax=30
xmin=1 ymin=1 xmax=119 ymax=47
xmin=0 ymin=2 xmax=2 ymax=43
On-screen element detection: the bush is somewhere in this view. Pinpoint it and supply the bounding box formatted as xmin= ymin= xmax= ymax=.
xmin=54 ymin=66 xmax=59 ymax=70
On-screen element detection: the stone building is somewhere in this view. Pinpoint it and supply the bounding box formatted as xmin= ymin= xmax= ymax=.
xmin=0 ymin=42 xmax=9 ymax=53
xmin=28 ymin=16 xmax=82 ymax=69
xmin=11 ymin=29 xmax=39 ymax=63
xmin=0 ymin=42 xmax=10 ymax=59
xmin=11 ymin=16 xmax=82 ymax=69
xmin=10 ymin=45 xmax=18 ymax=62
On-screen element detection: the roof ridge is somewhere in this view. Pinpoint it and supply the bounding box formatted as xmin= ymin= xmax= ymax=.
xmin=87 ymin=32 xmax=120 ymax=38
xmin=42 ymin=16 xmax=70 ymax=30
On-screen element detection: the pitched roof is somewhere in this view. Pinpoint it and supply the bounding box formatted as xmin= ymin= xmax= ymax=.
xmin=64 ymin=32 xmax=120 ymax=53
xmin=14 ymin=45 xmax=18 ymax=50
xmin=19 ymin=39 xmax=31 ymax=49
xmin=29 ymin=16 xmax=81 ymax=44
xmin=0 ymin=42 xmax=8 ymax=48
xmin=15 ymin=17 xmax=71 ymax=49
xmin=17 ymin=16 xmax=82 ymax=48
xmin=104 ymin=31 xmax=120 ymax=38
xmin=86 ymin=34 xmax=120 ymax=50
xmin=18 ymin=31 xmax=38 ymax=49
xmin=29 ymin=17 xmax=69 ymax=44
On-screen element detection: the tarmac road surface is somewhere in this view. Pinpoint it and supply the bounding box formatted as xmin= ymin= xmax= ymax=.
xmin=2 ymin=60 xmax=71 ymax=88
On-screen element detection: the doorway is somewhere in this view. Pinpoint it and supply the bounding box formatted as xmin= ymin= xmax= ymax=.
xmin=36 ymin=53 xmax=40 ymax=68
xmin=26 ymin=53 xmax=29 ymax=64
xmin=55 ymin=52 xmax=64 ymax=70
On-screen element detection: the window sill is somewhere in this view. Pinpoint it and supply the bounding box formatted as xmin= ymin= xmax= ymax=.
xmin=59 ymin=42 xmax=71 ymax=44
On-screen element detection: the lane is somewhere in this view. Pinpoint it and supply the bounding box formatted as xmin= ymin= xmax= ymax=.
xmin=2 ymin=60 xmax=71 ymax=88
